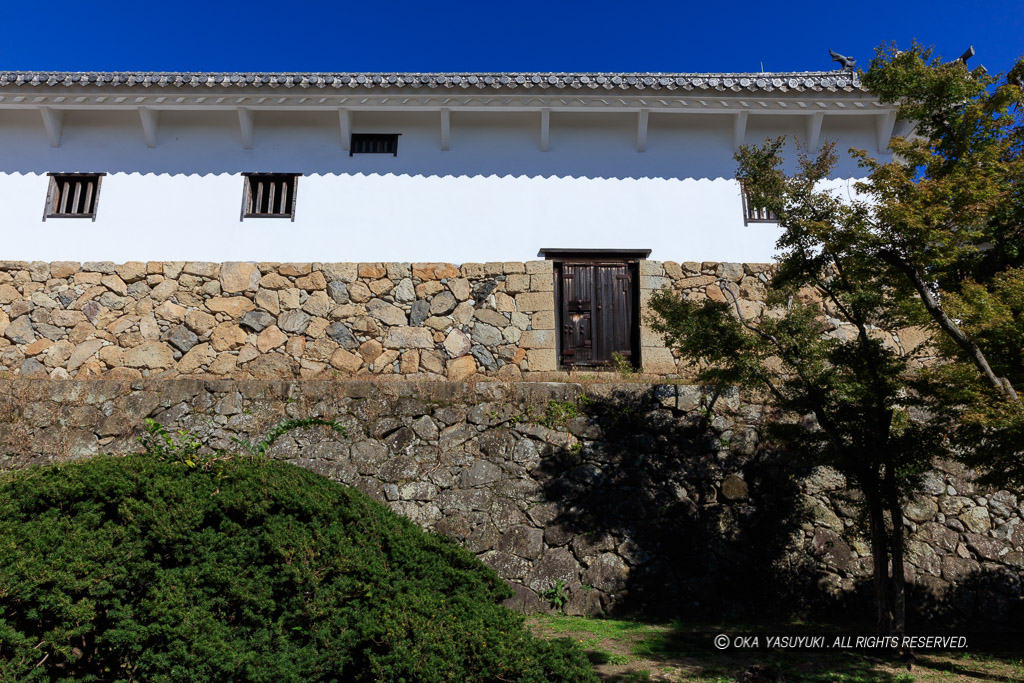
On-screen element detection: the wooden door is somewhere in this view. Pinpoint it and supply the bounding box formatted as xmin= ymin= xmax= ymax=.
xmin=558 ymin=262 xmax=636 ymax=366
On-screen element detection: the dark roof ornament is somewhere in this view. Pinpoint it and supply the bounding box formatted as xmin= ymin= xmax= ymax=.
xmin=953 ymin=46 xmax=987 ymax=77
xmin=954 ymin=46 xmax=975 ymax=65
xmin=953 ymin=46 xmax=987 ymax=76
xmin=829 ymin=49 xmax=856 ymax=72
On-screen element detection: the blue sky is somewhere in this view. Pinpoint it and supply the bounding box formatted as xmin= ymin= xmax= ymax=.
xmin=3 ymin=1 xmax=1021 ymax=75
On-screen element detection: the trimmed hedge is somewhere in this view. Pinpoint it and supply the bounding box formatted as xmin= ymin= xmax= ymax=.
xmin=0 ymin=455 xmax=596 ymax=682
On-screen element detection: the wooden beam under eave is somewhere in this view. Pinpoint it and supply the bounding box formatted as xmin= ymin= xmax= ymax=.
xmin=339 ymin=108 xmax=352 ymax=151
xmin=440 ymin=108 xmax=451 ymax=151
xmin=806 ymin=112 xmax=824 ymax=152
xmin=733 ymin=111 xmax=748 ymax=151
xmin=139 ymin=107 xmax=159 ymax=148
xmin=636 ymin=109 xmax=649 ymax=152
xmin=39 ymin=107 xmax=64 ymax=147
xmin=876 ymin=111 xmax=897 ymax=154
xmin=237 ymin=107 xmax=254 ymax=150
xmin=539 ymin=108 xmax=550 ymax=152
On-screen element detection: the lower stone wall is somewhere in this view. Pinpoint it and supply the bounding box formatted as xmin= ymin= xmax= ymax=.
xmin=2 ymin=379 xmax=1020 ymax=622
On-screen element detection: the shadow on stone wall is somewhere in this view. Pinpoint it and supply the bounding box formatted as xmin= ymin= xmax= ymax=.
xmin=526 ymin=385 xmax=826 ymax=620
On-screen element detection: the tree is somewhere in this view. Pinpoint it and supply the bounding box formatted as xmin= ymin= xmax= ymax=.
xmin=648 ymin=44 xmax=1024 ymax=636
xmin=860 ymin=44 xmax=1024 ymax=488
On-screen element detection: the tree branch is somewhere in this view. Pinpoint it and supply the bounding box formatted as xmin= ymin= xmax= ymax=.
xmin=718 ymin=278 xmax=846 ymax=454
xmin=877 ymin=249 xmax=1022 ymax=407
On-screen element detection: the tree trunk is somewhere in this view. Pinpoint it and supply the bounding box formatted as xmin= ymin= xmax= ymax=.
xmin=864 ymin=483 xmax=894 ymax=633
xmin=884 ymin=471 xmax=907 ymax=637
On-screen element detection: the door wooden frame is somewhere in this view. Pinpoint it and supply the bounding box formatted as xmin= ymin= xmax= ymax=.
xmin=540 ymin=248 xmax=650 ymax=369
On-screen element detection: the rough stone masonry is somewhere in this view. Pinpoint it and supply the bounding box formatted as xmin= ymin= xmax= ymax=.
xmin=0 ymin=259 xmax=917 ymax=381
xmin=1 ymin=379 xmax=1020 ymax=622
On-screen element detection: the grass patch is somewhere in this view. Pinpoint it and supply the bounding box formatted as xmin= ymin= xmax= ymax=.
xmin=529 ymin=615 xmax=1024 ymax=682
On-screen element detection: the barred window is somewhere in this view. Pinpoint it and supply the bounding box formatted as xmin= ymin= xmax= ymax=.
xmin=243 ymin=174 xmax=298 ymax=219
xmin=350 ymin=133 xmax=400 ymax=156
xmin=742 ymin=187 xmax=778 ymax=225
xmin=45 ymin=174 xmax=103 ymax=220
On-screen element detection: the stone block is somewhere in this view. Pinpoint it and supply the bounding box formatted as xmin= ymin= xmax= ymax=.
xmin=519 ymin=329 xmax=554 ymax=349
xmin=296 ymin=271 xmax=327 ymax=291
xmin=640 ymin=275 xmax=668 ymax=291
xmin=330 ymin=348 xmax=363 ymax=373
xmin=219 ymin=262 xmax=261 ymax=293
xmin=259 ymin=273 xmax=291 ymax=290
xmin=502 ymin=262 xmax=526 ymax=274
xmin=412 ymin=263 xmax=459 ymax=280
xmin=50 ymin=261 xmax=81 ymax=279
xmin=639 ymin=323 xmax=664 ymax=348
xmin=525 ymin=260 xmax=553 ymax=274
xmin=384 ymin=326 xmax=435 ymax=349
xmin=123 ymin=341 xmax=175 ymax=369
xmin=183 ymin=262 xmax=220 ymax=279
xmin=526 ymin=348 xmax=556 ymax=372
xmin=357 ymin=263 xmax=386 ymax=279
xmin=447 ymin=355 xmax=477 ymax=380
xmin=641 ymin=346 xmax=676 ymax=374
xmin=279 ymin=262 xmax=312 ymax=277
xmin=639 ymin=260 xmax=665 ymax=276
xmin=677 ymin=275 xmax=717 ymax=289
xmin=210 ymin=323 xmax=247 ymax=352
xmin=494 ymin=292 xmax=515 ymax=312
xmin=322 ymin=263 xmax=358 ymax=283
xmin=177 ymin=343 xmax=213 ymax=373
xmin=515 ymin=292 xmax=553 ymax=313
xmin=443 ymin=329 xmax=472 ymax=358
xmin=530 ymin=274 xmax=554 ymax=292
xmin=504 ymin=273 xmax=531 ymax=294
xmin=206 ymin=297 xmax=255 ymax=318
xmin=717 ymin=262 xmax=744 ymax=282
xmin=460 ymin=263 xmax=484 ymax=278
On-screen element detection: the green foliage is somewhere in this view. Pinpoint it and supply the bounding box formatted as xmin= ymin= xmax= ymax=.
xmin=857 ymin=43 xmax=1024 ymax=487
xmin=542 ymin=400 xmax=582 ymax=429
xmin=542 ymin=580 xmax=571 ymax=612
xmin=138 ymin=418 xmax=202 ymax=468
xmin=233 ymin=417 xmax=348 ymax=459
xmin=609 ymin=352 xmax=636 ymax=377
xmin=0 ymin=456 xmax=597 ymax=682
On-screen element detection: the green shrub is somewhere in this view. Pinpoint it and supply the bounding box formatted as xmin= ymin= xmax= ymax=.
xmin=0 ymin=455 xmax=596 ymax=682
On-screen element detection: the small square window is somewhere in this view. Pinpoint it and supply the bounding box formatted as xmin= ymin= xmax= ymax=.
xmin=742 ymin=187 xmax=778 ymax=225
xmin=45 ymin=174 xmax=103 ymax=220
xmin=350 ymin=133 xmax=400 ymax=156
xmin=242 ymin=174 xmax=298 ymax=220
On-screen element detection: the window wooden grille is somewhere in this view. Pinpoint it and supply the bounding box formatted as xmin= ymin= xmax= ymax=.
xmin=45 ymin=174 xmax=103 ymax=219
xmin=742 ymin=187 xmax=778 ymax=225
xmin=243 ymin=174 xmax=298 ymax=219
xmin=350 ymin=133 xmax=400 ymax=156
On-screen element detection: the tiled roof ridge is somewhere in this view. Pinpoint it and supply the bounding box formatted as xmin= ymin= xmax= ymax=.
xmin=0 ymin=70 xmax=863 ymax=93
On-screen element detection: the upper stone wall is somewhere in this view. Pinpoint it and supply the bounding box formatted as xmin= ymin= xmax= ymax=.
xmin=0 ymin=259 xmax=933 ymax=380
xmin=0 ymin=259 xmax=774 ymax=381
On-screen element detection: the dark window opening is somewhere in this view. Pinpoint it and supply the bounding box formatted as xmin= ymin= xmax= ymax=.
xmin=350 ymin=133 xmax=400 ymax=156
xmin=46 ymin=174 xmax=103 ymax=219
xmin=243 ymin=174 xmax=298 ymax=219
xmin=742 ymin=187 xmax=778 ymax=224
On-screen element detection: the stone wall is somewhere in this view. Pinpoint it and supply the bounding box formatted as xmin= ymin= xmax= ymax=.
xmin=0 ymin=259 xmax=755 ymax=381
xmin=0 ymin=260 xmax=929 ymax=382
xmin=2 ymin=379 xmax=1020 ymax=623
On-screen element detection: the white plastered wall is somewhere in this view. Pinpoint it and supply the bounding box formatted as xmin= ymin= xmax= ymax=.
xmin=0 ymin=107 xmax=882 ymax=263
